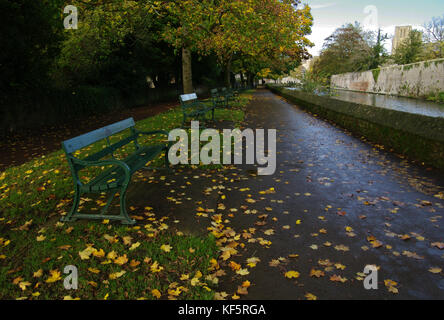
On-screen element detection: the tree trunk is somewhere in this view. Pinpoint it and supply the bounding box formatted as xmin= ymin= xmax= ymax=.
xmin=182 ymin=47 xmax=193 ymax=94
xmin=247 ymin=72 xmax=254 ymax=88
xmin=224 ymin=59 xmax=232 ymax=88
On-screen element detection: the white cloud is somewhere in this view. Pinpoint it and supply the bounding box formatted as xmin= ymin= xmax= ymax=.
xmin=307 ymin=25 xmax=338 ymax=56
xmin=310 ymin=3 xmax=336 ymax=10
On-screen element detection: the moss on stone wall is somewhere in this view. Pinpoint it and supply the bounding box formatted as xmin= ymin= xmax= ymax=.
xmin=372 ymin=69 xmax=381 ymax=83
xmin=267 ymin=85 xmax=444 ymax=170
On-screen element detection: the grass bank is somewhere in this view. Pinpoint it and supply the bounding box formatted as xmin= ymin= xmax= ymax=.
xmin=0 ymin=92 xmax=253 ymax=299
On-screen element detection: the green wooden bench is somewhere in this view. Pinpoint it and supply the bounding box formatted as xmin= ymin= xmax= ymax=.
xmin=220 ymin=87 xmax=239 ymax=108
xmin=210 ymin=88 xmax=226 ymax=109
xmin=61 ymin=118 xmax=171 ymax=225
xmin=180 ymin=93 xmax=214 ymax=126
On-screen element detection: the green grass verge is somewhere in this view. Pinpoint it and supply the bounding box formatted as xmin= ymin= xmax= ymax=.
xmin=0 ymin=93 xmax=252 ymax=299
xmin=426 ymin=92 xmax=444 ymax=104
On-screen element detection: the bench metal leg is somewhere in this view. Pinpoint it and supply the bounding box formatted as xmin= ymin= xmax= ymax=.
xmin=62 ymin=186 xmax=135 ymax=225
xmin=100 ymin=191 xmax=118 ymax=215
xmin=119 ymin=187 xmax=136 ymax=225
xmin=164 ymin=147 xmax=171 ymax=169
xmin=61 ymin=186 xmax=80 ymax=222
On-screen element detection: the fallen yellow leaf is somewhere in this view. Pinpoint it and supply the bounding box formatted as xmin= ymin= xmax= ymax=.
xmin=285 ymin=271 xmax=300 ymax=279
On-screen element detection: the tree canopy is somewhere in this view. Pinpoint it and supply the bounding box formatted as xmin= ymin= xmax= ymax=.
xmin=311 ymin=23 xmax=379 ymax=79
xmin=160 ymin=0 xmax=313 ymax=88
xmin=392 ymin=30 xmax=423 ymax=65
xmin=0 ymin=0 xmax=64 ymax=91
xmin=1 ymin=0 xmax=313 ymax=95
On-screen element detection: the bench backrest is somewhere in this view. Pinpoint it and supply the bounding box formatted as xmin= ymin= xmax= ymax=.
xmin=210 ymin=89 xmax=218 ymax=97
xmin=62 ymin=118 xmax=136 ymax=154
xmin=180 ymin=93 xmax=198 ymax=105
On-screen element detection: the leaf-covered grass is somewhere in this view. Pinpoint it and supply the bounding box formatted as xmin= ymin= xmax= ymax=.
xmin=0 ymin=93 xmax=252 ymax=299
xmin=0 ymin=95 xmax=250 ymax=220
xmin=0 ymin=220 xmax=219 ymax=300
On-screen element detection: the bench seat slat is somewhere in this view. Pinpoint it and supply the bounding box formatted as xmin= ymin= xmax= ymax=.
xmin=80 ymin=145 xmax=165 ymax=193
xmin=83 ymin=134 xmax=138 ymax=163
xmin=124 ymin=145 xmax=164 ymax=172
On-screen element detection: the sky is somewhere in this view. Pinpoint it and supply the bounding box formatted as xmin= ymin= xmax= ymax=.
xmin=302 ymin=0 xmax=444 ymax=56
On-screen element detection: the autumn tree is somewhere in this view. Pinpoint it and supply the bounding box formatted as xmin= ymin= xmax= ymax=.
xmin=393 ymin=30 xmax=424 ymax=65
xmin=422 ymin=15 xmax=444 ymax=59
xmin=200 ymin=0 xmax=313 ymax=87
xmin=159 ymin=1 xmax=208 ymax=93
xmin=55 ymin=0 xmax=182 ymax=92
xmin=312 ymin=23 xmax=373 ymax=78
xmin=367 ymin=29 xmax=389 ymax=70
xmin=0 ymin=0 xmax=64 ymax=92
xmin=161 ymin=0 xmax=312 ymax=91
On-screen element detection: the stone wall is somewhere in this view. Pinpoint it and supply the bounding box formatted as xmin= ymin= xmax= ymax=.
xmin=331 ymin=58 xmax=444 ymax=98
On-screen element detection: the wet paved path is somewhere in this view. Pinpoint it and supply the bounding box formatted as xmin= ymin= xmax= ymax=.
xmin=132 ymin=89 xmax=444 ymax=299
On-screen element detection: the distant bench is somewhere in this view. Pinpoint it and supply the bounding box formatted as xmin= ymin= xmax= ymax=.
xmin=210 ymin=87 xmax=238 ymax=108
xmin=180 ymin=93 xmax=214 ymax=126
xmin=61 ymin=117 xmax=171 ymax=225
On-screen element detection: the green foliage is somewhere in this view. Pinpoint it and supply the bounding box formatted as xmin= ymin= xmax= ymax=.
xmin=0 ymin=0 xmax=64 ymax=92
xmin=419 ymin=41 xmax=444 ymax=61
xmin=372 ymin=69 xmax=381 ymax=83
xmin=161 ymin=0 xmax=313 ymax=86
xmin=299 ymin=72 xmax=328 ymax=94
xmin=1 ymin=0 xmax=311 ymax=130
xmin=54 ymin=0 xmax=178 ymax=91
xmin=312 ymin=23 xmax=375 ymax=79
xmin=367 ymin=29 xmax=389 ymax=70
xmin=1 ymin=0 xmax=228 ymax=132
xmin=393 ymin=30 xmax=424 ymax=65
xmin=426 ymin=91 xmax=444 ymax=104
